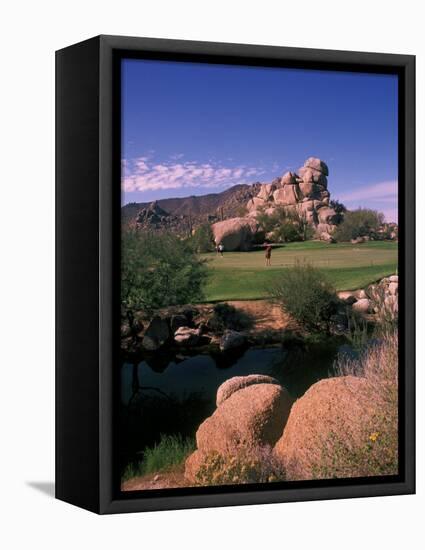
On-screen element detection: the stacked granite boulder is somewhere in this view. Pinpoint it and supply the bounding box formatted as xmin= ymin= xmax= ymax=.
xmin=246 ymin=157 xmax=339 ymax=238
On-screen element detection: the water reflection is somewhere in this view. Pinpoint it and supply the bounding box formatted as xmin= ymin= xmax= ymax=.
xmin=122 ymin=343 xmax=342 ymax=406
xmin=120 ymin=343 xmax=343 ymax=471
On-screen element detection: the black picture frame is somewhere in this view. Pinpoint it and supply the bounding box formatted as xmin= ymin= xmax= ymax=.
xmin=56 ymin=35 xmax=415 ymax=514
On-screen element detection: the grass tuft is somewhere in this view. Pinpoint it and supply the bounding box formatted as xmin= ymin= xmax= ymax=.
xmin=123 ymin=434 xmax=195 ymax=481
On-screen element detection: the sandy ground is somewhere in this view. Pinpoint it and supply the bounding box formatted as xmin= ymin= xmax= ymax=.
xmin=121 ymin=467 xmax=191 ymax=491
xmin=227 ymin=299 xmax=296 ymax=333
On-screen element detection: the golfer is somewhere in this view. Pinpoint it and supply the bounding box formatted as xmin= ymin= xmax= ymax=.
xmin=265 ymin=243 xmax=272 ymax=266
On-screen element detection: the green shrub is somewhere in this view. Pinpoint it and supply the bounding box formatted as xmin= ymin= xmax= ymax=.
xmin=271 ymin=221 xmax=302 ymax=243
xmin=268 ymin=262 xmax=338 ymax=332
xmin=121 ymin=229 xmax=208 ymax=318
xmin=189 ymin=223 xmax=215 ymax=253
xmin=257 ymin=207 xmax=314 ymax=243
xmin=328 ymin=199 xmax=346 ymax=225
xmin=334 ymin=208 xmax=384 ymax=242
xmin=123 ymin=434 xmax=195 ymax=480
xmin=255 ymin=207 xmax=281 ymax=234
xmin=195 ymin=446 xmax=286 ymax=486
xmin=208 ymin=302 xmax=253 ymax=332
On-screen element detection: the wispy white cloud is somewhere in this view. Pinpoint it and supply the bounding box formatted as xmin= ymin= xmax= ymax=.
xmin=336 ymin=180 xmax=398 ymax=222
xmin=337 ymin=180 xmax=398 ymax=204
xmin=122 ymin=157 xmax=265 ymax=192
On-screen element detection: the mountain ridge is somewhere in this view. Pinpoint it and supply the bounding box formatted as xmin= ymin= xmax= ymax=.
xmin=121 ymin=182 xmax=262 ymax=226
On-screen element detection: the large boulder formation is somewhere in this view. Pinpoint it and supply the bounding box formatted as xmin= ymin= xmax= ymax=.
xmin=274 ymin=376 xmax=374 ymax=480
xmin=211 ymin=217 xmax=263 ymax=251
xmin=245 ymin=157 xmax=338 ymax=238
xmin=130 ymin=157 xmax=341 ymax=244
xmin=246 ymin=196 xmax=267 ymax=212
xmin=303 ymin=156 xmax=329 ymax=176
xmin=185 ymin=377 xmax=294 ymax=483
xmin=273 ymin=184 xmax=302 ymax=206
xmin=256 ymin=183 xmax=277 ymax=201
xmin=316 ymin=206 xmax=338 ymax=225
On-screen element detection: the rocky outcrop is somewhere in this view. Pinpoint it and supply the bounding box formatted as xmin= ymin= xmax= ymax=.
xmin=123 ymin=183 xmax=264 ymax=232
xmin=142 ymin=316 xmax=170 ymax=351
xmin=246 ymin=196 xmax=267 ymax=212
xmin=273 ymin=184 xmax=302 ymax=206
xmin=244 ymin=157 xmax=338 ymax=239
xmin=174 ymin=326 xmax=201 ymax=346
xmin=136 ymin=201 xmax=170 ymax=226
xmin=219 ymin=330 xmax=246 ymax=352
xmin=352 ymin=298 xmax=371 ymax=313
xmin=366 ymin=274 xmax=399 ymax=318
xmin=257 ymin=183 xmax=276 ymax=201
xmin=128 ymin=157 xmax=343 ymax=246
xmin=185 ymin=378 xmax=293 ymax=483
xmin=274 ymin=376 xmax=372 ymax=480
xmin=205 ymin=157 xmax=339 ymax=250
xmin=337 ymin=274 xmax=398 ymax=319
xmin=320 ymin=231 xmax=335 ymax=243
xmin=211 ymin=217 xmax=263 ymax=251
xmin=170 ymin=314 xmax=188 ymax=333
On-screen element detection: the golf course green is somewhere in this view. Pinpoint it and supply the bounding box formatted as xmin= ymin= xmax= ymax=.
xmin=202 ymin=240 xmax=398 ymax=301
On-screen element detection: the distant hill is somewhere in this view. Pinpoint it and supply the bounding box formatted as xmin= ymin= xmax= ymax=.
xmin=121 ymin=183 xmax=262 ymax=227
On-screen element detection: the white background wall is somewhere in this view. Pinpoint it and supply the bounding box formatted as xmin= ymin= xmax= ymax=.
xmin=0 ymin=1 xmax=422 ymax=548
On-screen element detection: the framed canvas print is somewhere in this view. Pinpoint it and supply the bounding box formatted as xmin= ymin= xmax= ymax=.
xmin=56 ymin=35 xmax=415 ymax=514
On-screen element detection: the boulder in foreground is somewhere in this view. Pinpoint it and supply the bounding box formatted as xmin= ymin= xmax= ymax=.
xmin=185 ymin=380 xmax=293 ymax=483
xmin=216 ymin=374 xmax=281 ymax=406
xmin=274 ymin=376 xmax=376 ymax=480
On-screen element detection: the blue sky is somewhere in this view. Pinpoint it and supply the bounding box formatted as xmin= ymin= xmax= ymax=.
xmin=122 ymin=59 xmax=398 ymax=221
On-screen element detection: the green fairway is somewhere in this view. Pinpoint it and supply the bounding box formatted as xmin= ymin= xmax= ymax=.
xmin=202 ymin=241 xmax=398 ymax=301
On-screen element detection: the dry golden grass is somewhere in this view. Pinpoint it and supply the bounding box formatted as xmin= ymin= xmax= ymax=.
xmin=275 ymin=331 xmax=398 ymax=480
xmin=319 ymin=331 xmax=398 ymax=478
xmin=192 ymin=444 xmax=286 ymax=486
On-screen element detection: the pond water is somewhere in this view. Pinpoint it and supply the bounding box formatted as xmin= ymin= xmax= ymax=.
xmin=119 ymin=342 xmax=352 ymax=470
